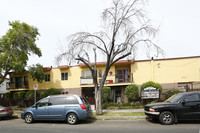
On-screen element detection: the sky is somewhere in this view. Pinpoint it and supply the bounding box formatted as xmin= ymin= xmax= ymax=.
xmin=1 ymin=0 xmax=200 ymax=67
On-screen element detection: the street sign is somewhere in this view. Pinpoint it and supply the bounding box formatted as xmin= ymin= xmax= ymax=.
xmin=34 ymin=84 xmax=38 ymax=90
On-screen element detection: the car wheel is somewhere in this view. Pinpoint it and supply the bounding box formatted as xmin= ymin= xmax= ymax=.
xmin=159 ymin=111 xmax=174 ymax=125
xmin=67 ymin=113 xmax=78 ymax=125
xmin=25 ymin=113 xmax=34 ymax=124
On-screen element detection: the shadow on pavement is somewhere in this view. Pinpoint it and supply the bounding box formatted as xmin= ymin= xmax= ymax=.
xmin=146 ymin=117 xmax=200 ymax=125
xmin=0 ymin=115 xmax=19 ymax=121
xmin=26 ymin=118 xmax=97 ymax=125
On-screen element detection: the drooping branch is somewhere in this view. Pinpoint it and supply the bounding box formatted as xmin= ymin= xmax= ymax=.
xmin=56 ymin=0 xmax=163 ymax=115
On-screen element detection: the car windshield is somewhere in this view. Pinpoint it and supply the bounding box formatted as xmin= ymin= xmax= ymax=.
xmin=165 ymin=93 xmax=184 ymax=103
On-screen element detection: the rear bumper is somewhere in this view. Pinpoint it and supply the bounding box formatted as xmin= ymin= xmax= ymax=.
xmin=0 ymin=110 xmax=13 ymax=118
xmin=78 ymin=110 xmax=93 ymax=120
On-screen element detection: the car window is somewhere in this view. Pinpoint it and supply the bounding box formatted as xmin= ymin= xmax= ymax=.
xmin=185 ymin=94 xmax=200 ymax=102
xmin=49 ymin=97 xmax=66 ymax=105
xmin=166 ymin=93 xmax=183 ymax=103
xmin=37 ymin=98 xmax=49 ymax=107
xmin=81 ymin=97 xmax=89 ymax=104
xmin=66 ymin=96 xmax=79 ymax=104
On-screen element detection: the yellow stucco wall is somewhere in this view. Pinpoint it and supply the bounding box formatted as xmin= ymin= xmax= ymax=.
xmin=133 ymin=57 xmax=200 ymax=85
xmin=28 ymin=66 xmax=82 ymax=90
xmin=9 ymin=57 xmax=200 ymax=91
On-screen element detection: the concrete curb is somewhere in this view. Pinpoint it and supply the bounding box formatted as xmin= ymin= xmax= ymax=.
xmin=94 ymin=116 xmax=146 ymax=120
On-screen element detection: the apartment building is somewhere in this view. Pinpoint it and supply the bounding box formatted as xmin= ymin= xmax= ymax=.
xmin=7 ymin=56 xmax=200 ymax=103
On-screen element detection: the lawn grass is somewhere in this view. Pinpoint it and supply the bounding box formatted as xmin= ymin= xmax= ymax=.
xmin=93 ymin=112 xmax=145 ymax=117
xmin=107 ymin=106 xmax=143 ymax=110
xmin=12 ymin=107 xmax=24 ymax=111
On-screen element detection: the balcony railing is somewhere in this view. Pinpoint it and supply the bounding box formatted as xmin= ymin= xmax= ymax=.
xmin=6 ymin=81 xmax=29 ymax=90
xmin=80 ymin=73 xmax=133 ymax=85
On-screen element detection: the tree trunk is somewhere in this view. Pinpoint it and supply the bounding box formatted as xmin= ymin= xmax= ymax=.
xmin=95 ymin=85 xmax=102 ymax=115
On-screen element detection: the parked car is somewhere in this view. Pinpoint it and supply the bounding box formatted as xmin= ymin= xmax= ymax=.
xmin=21 ymin=94 xmax=92 ymax=125
xmin=0 ymin=105 xmax=13 ymax=118
xmin=144 ymin=91 xmax=200 ymax=125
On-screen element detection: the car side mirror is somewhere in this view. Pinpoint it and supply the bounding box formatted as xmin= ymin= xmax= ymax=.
xmin=181 ymin=99 xmax=188 ymax=104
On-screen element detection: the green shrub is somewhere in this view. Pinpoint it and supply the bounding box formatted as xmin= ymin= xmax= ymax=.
xmin=141 ymin=81 xmax=162 ymax=92
xmin=4 ymin=92 xmax=13 ymax=101
xmin=13 ymin=91 xmax=26 ymax=107
xmin=122 ymin=103 xmax=131 ymax=106
xmin=108 ymin=102 xmax=115 ymax=106
xmin=165 ymin=88 xmax=181 ymax=99
xmin=125 ymin=84 xmax=139 ymax=102
xmin=13 ymin=91 xmax=26 ymax=100
xmin=131 ymin=101 xmax=142 ymax=106
xmin=25 ymin=90 xmax=39 ymax=100
xmin=102 ymin=103 xmax=108 ymax=109
xmin=102 ymin=87 xmax=111 ymax=103
xmin=40 ymin=88 xmax=61 ymax=98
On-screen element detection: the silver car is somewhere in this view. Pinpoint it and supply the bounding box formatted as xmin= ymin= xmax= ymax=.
xmin=0 ymin=105 xmax=13 ymax=118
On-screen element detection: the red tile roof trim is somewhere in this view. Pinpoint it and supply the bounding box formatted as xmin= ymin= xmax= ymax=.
xmin=79 ymin=60 xmax=134 ymax=66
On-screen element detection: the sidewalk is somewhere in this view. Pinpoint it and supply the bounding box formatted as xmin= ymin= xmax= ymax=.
xmin=92 ymin=109 xmax=146 ymax=120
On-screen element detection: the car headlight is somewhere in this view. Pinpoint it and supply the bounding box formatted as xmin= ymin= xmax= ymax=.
xmin=149 ymin=108 xmax=156 ymax=113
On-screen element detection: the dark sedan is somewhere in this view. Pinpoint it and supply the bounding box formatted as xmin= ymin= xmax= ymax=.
xmin=0 ymin=105 xmax=13 ymax=118
xmin=144 ymin=92 xmax=200 ymax=125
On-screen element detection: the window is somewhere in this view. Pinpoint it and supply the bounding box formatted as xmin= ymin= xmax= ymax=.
xmin=37 ymin=98 xmax=49 ymax=107
xmin=66 ymin=96 xmax=79 ymax=104
xmin=81 ymin=97 xmax=89 ymax=104
xmin=185 ymin=94 xmax=200 ymax=102
xmin=15 ymin=77 xmax=23 ymax=88
xmin=61 ymin=72 xmax=68 ymax=80
xmin=11 ymin=77 xmax=14 ymax=84
xmin=24 ymin=76 xmax=28 ymax=82
xmin=49 ymin=97 xmax=65 ymax=105
xmin=45 ymin=74 xmax=50 ymax=82
xmin=86 ymin=70 xmax=92 ymax=79
xmin=81 ymin=71 xmax=85 ymax=78
xmin=24 ymin=76 xmax=28 ymax=86
xmin=116 ymin=69 xmax=129 ymax=82
xmin=6 ymin=82 xmax=10 ymax=89
xmin=99 ymin=69 xmax=102 ymax=77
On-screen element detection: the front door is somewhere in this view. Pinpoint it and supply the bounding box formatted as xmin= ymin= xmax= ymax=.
xmin=48 ymin=97 xmax=65 ymax=120
xmin=177 ymin=93 xmax=200 ymax=120
xmin=34 ymin=98 xmax=49 ymax=120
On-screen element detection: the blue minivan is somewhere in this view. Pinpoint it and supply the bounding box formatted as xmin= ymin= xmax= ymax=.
xmin=21 ymin=94 xmax=92 ymax=125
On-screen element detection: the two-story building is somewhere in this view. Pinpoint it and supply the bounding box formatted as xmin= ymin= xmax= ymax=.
xmin=8 ymin=60 xmax=134 ymax=104
xmin=7 ymin=56 xmax=200 ymax=103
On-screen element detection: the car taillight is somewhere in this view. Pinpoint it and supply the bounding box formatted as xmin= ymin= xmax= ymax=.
xmin=80 ymin=104 xmax=86 ymax=110
xmin=2 ymin=109 xmax=8 ymax=112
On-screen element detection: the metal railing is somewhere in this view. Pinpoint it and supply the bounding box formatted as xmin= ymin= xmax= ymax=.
xmin=6 ymin=81 xmax=29 ymax=90
xmin=80 ymin=73 xmax=133 ymax=85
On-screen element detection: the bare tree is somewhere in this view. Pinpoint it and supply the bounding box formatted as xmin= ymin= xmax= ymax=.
xmin=56 ymin=0 xmax=163 ymax=115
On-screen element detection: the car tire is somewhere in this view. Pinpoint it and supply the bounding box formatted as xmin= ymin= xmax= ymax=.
xmin=67 ymin=113 xmax=78 ymax=125
xmin=25 ymin=113 xmax=34 ymax=124
xmin=159 ymin=111 xmax=174 ymax=125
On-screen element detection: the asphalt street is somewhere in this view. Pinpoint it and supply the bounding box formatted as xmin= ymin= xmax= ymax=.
xmin=1 ymin=118 xmax=200 ymax=133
